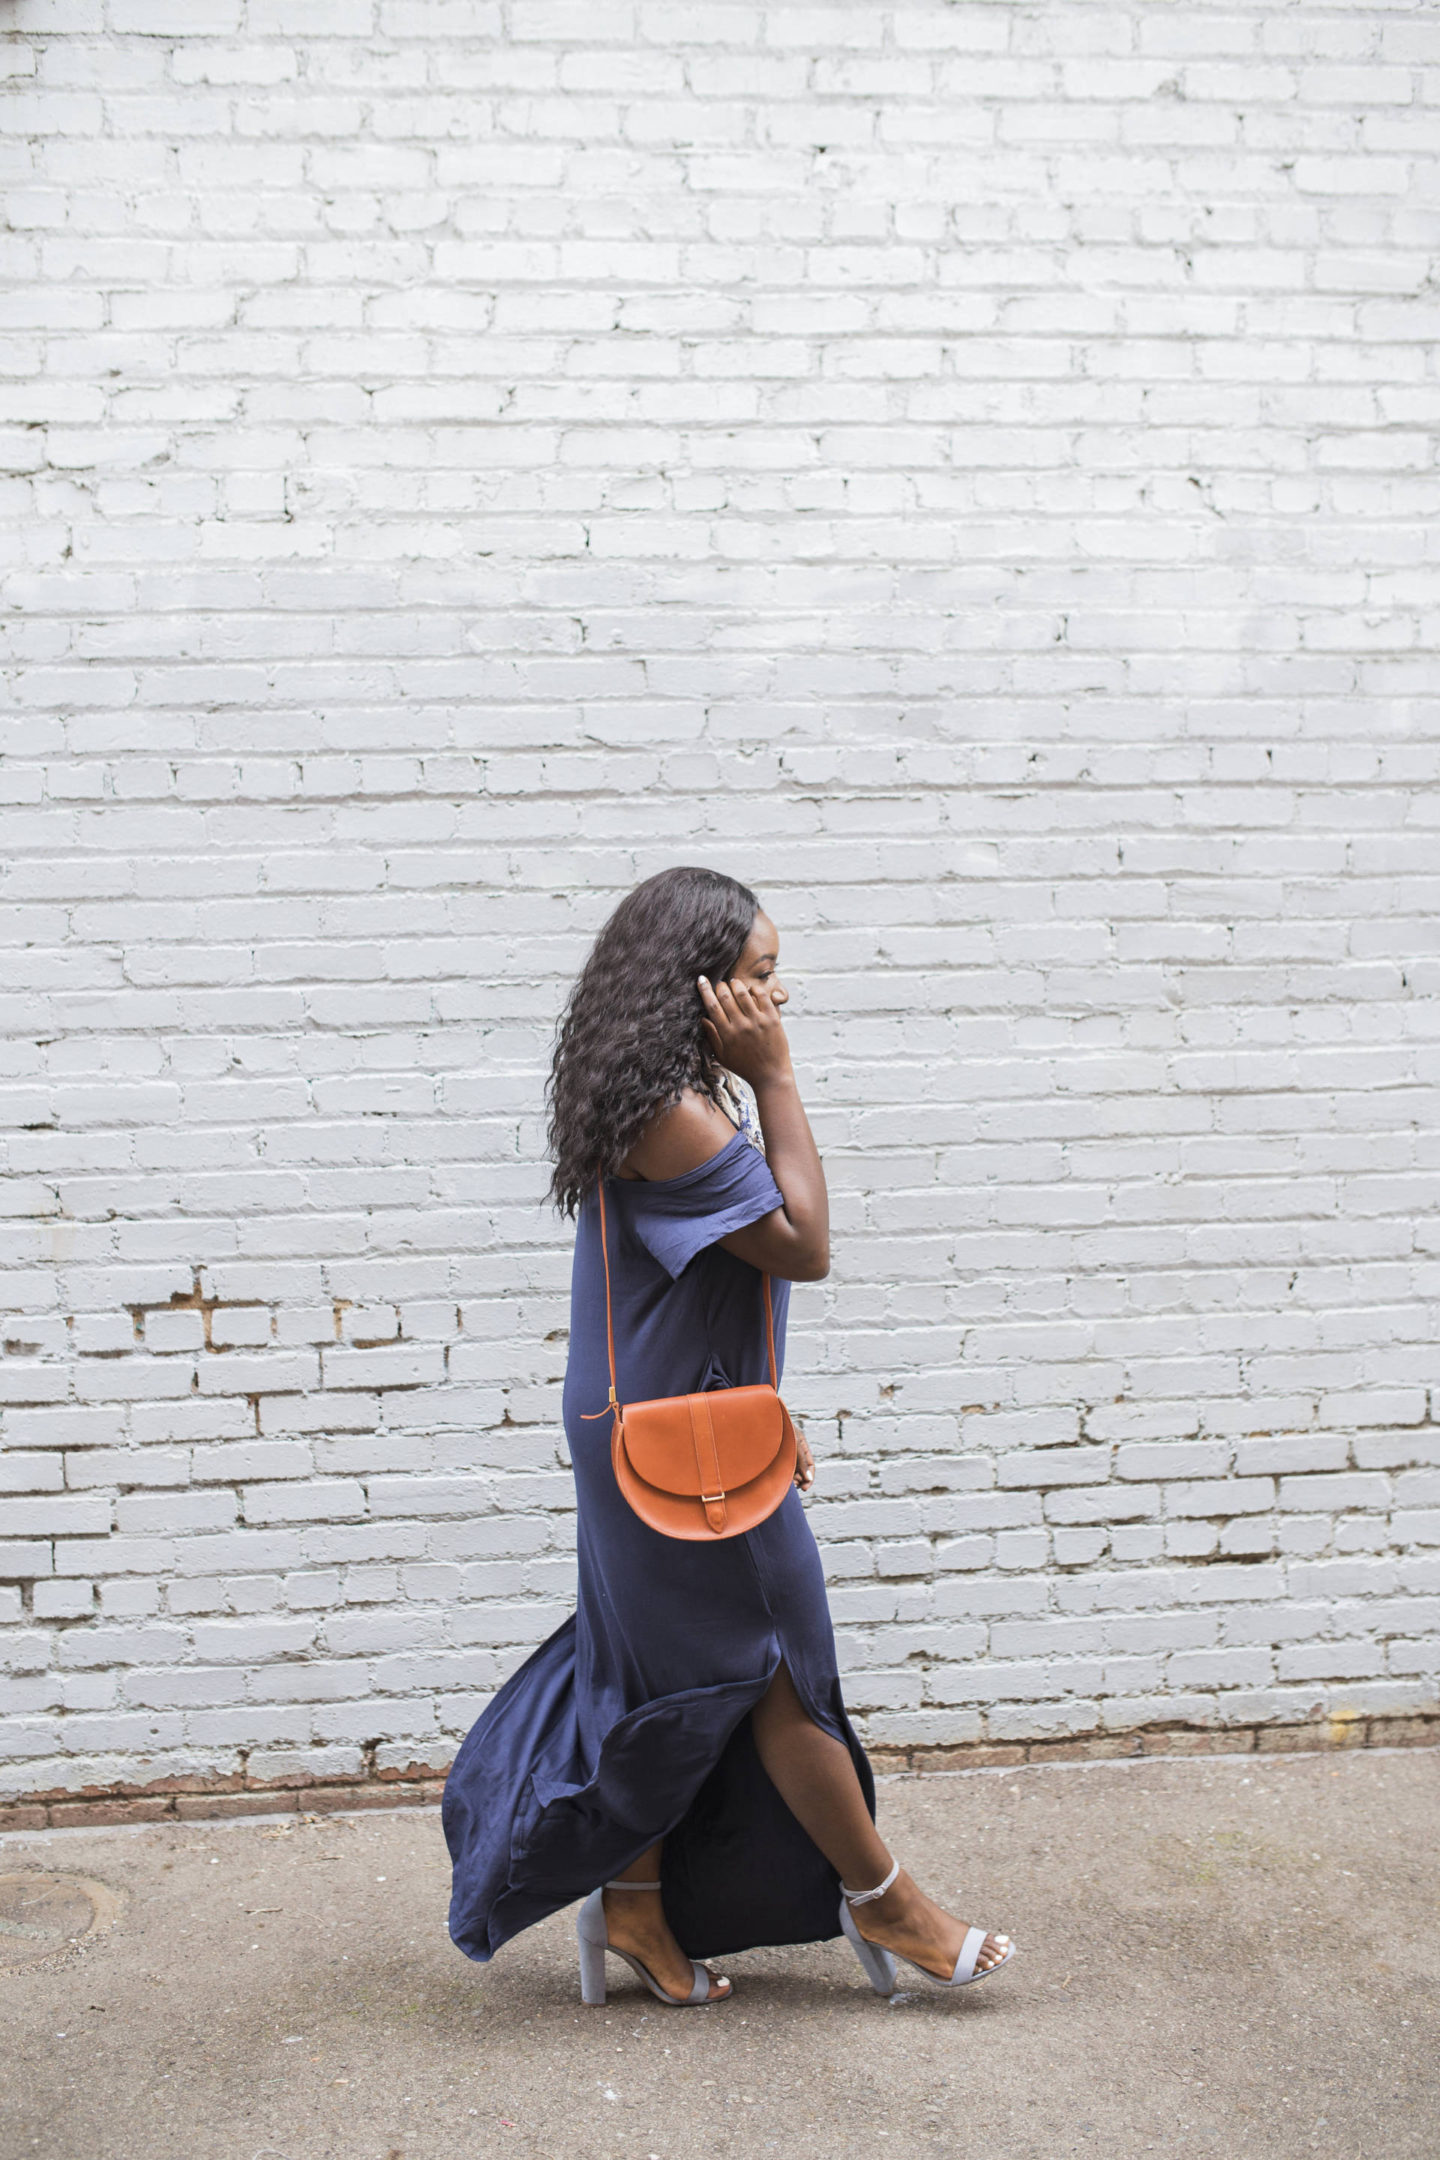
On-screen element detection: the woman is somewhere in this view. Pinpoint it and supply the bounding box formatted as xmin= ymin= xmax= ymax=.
xmin=443 ymin=867 xmax=1014 ymax=2005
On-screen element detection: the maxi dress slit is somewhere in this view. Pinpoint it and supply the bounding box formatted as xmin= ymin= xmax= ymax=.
xmin=443 ymin=1129 xmax=877 ymax=1964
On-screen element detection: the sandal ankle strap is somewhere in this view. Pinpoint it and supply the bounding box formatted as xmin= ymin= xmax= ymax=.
xmin=840 ymin=1857 xmax=900 ymax=1906
xmin=604 ymin=1878 xmax=662 ymax=1890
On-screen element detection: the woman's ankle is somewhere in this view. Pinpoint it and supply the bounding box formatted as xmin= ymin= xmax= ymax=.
xmin=856 ymin=1871 xmax=934 ymax=1932
xmin=603 ymin=1883 xmax=663 ymax=1920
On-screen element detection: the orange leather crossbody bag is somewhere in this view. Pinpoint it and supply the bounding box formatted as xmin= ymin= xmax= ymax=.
xmin=589 ymin=1178 xmax=798 ymax=1542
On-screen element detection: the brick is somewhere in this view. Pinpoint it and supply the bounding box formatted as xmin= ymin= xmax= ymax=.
xmin=997 ymin=1447 xmax=1110 ymax=1490
xmin=0 ymin=1803 xmax=50 ymax=1831
xmin=195 ymin=1351 xmax=319 ymax=1396
xmin=1046 ymin=1485 xmax=1160 ymax=1525
xmin=298 ymin=1782 xmax=418 ymax=1814
xmin=0 ymin=1366 xmax=69 ymax=1405
xmin=242 ymin=1481 xmax=367 ymax=1525
xmin=1114 ymin=1441 xmax=1228 ymax=1481
xmin=174 ymin=1789 xmax=298 ymax=1819
xmin=1233 ymin=1433 xmax=1349 ymax=1477
xmin=66 ymin=1447 xmax=191 ymax=1490
xmin=1277 ymin=1473 xmax=1392 ymax=1513
xmin=47 ymin=1796 xmax=175 ymax=1827
xmin=1279 ymin=1640 xmax=1386 ymax=1683
xmin=1165 ymin=1478 xmax=1275 ymax=1518
xmin=1167 ymin=1649 xmax=1277 ymax=1690
xmin=191 ymin=1618 xmax=318 ymax=1662
xmin=320 ymin=1346 xmax=443 ymax=1390
xmin=2 ymin=1496 xmax=111 ymax=1537
xmin=961 ymin=1408 xmax=1079 ymax=1451
xmin=32 ymin=1580 xmax=94 ymax=1620
xmin=0 ymin=1452 xmax=65 ymax=1493
xmin=1319 ymin=1388 xmax=1426 ymax=1429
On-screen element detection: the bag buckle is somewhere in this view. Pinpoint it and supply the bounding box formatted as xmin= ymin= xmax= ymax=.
xmin=700 ymin=1491 xmax=725 ymax=1504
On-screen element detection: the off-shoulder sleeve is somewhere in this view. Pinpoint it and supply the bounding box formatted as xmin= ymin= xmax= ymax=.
xmin=624 ymin=1133 xmax=784 ymax=1280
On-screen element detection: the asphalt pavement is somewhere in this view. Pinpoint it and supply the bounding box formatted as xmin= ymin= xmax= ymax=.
xmin=1 ymin=1747 xmax=1436 ymax=2160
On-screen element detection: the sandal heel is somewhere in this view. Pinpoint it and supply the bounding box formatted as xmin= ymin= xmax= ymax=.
xmin=839 ymin=1897 xmax=897 ymax=1997
xmin=576 ymin=1888 xmax=608 ymax=2005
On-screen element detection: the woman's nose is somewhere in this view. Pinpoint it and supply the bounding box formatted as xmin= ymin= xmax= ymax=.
xmin=772 ymin=978 xmax=789 ymax=1005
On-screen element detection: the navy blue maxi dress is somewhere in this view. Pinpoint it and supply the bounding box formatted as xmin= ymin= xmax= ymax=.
xmin=443 ymin=1127 xmax=877 ymax=1966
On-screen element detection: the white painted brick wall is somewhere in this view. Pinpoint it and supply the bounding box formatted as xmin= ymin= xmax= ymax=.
xmin=2 ymin=0 xmax=1438 ymax=1797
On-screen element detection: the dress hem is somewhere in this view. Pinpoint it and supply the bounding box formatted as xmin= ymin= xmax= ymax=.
xmin=445 ymin=1631 xmax=862 ymax=1967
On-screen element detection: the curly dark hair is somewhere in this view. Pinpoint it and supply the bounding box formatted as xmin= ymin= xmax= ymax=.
xmin=546 ymin=866 xmax=760 ymax=1216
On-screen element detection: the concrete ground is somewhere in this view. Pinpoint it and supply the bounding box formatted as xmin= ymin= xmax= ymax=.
xmin=1 ymin=1748 xmax=1436 ymax=2160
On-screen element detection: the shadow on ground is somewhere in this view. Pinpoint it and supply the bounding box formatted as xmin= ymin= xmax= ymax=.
xmin=1 ymin=1748 xmax=1436 ymax=2159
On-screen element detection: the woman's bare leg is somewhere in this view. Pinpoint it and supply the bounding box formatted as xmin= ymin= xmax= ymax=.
xmin=750 ymin=1661 xmax=1010 ymax=1978
xmin=600 ymin=1841 xmax=732 ymax=2002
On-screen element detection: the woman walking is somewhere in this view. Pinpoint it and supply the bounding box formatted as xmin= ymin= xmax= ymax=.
xmin=443 ymin=867 xmax=1014 ymax=2005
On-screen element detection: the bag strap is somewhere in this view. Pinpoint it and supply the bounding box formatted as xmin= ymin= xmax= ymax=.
xmin=583 ymin=1175 xmax=777 ymax=1418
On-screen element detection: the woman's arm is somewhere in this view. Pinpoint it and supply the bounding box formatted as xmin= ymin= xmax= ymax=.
xmin=616 ymin=975 xmax=830 ymax=1282
xmin=702 ymin=972 xmax=829 ymax=1281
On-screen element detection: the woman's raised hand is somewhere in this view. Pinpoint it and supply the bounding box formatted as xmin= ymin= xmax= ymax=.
xmin=701 ymin=950 xmax=830 ymax=1282
xmin=698 ymin=973 xmax=792 ymax=1090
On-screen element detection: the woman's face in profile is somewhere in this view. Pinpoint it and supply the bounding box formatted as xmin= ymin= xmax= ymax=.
xmin=727 ymin=909 xmax=789 ymax=1010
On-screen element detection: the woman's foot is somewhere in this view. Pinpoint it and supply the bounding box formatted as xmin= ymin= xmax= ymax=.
xmin=601 ymin=1886 xmax=732 ymax=2003
xmin=849 ymin=1868 xmax=1010 ymax=1980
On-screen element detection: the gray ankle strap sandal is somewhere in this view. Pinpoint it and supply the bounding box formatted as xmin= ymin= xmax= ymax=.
xmin=576 ymin=1880 xmax=732 ymax=2008
xmin=838 ymin=1857 xmax=1017 ymax=1996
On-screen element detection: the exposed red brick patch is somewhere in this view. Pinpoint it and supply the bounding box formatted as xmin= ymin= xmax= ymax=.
xmin=46 ymin=1797 xmax=174 ymax=1829
xmin=5 ymin=1716 xmax=1435 ymax=1831
xmin=0 ymin=1805 xmax=49 ymax=1832
xmin=174 ymin=1792 xmax=300 ymax=1821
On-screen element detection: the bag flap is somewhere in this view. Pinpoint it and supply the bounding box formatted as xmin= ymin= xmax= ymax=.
xmin=620 ymin=1385 xmax=786 ymax=1497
